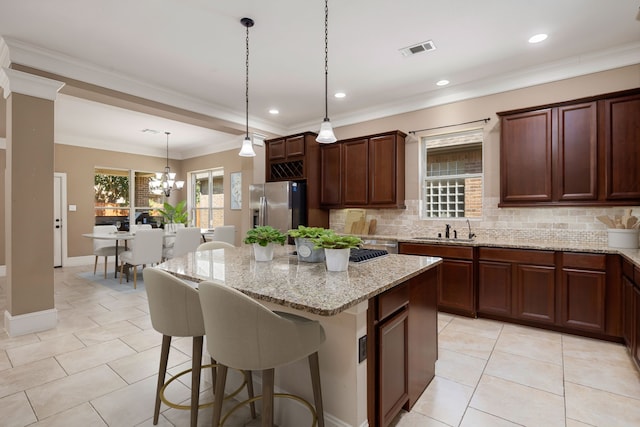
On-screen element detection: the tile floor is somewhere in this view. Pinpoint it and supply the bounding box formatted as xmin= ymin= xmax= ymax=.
xmin=0 ymin=265 xmax=639 ymax=426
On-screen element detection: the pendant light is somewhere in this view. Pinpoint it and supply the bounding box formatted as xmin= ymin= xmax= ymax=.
xmin=149 ymin=132 xmax=184 ymax=197
xmin=316 ymin=0 xmax=337 ymax=143
xmin=239 ymin=17 xmax=257 ymax=157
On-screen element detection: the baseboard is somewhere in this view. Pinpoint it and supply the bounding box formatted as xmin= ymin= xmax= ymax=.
xmin=4 ymin=308 xmax=58 ymax=337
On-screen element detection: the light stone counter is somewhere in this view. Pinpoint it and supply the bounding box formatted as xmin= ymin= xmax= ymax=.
xmin=156 ymin=244 xmax=442 ymax=316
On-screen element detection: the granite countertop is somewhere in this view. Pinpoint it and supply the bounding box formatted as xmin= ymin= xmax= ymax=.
xmin=156 ymin=245 xmax=442 ymax=316
xmin=357 ymin=234 xmax=640 ymax=268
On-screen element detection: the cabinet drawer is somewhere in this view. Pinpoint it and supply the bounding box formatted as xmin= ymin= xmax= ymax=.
xmin=563 ymin=252 xmax=606 ymax=270
xmin=378 ymin=284 xmax=409 ymax=321
xmin=399 ymin=243 xmax=473 ymax=260
xmin=479 ymin=247 xmax=554 ymax=265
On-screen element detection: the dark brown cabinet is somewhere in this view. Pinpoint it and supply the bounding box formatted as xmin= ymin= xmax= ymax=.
xmin=399 ymin=243 xmax=475 ymax=316
xmin=560 ymin=253 xmax=607 ymax=333
xmin=368 ymin=265 xmax=438 ymax=427
xmin=498 ymin=88 xmax=640 ymax=207
xmin=320 ymin=130 xmax=406 ymax=209
xmin=264 ymin=132 xmax=329 ymax=228
xmin=478 ymin=248 xmax=556 ymax=325
xmin=622 ymin=258 xmax=640 ymax=370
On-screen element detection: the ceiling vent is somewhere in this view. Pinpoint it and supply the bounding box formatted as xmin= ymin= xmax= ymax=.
xmin=399 ymin=40 xmax=436 ymax=57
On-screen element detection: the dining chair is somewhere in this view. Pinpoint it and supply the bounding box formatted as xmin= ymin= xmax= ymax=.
xmin=196 ymin=241 xmax=235 ymax=251
xmin=119 ymin=229 xmax=164 ymax=288
xmin=92 ymin=225 xmax=124 ymax=279
xmin=199 ymin=280 xmax=326 ymax=427
xmin=211 ymin=225 xmax=236 ymax=245
xmin=163 ymin=227 xmax=202 ymax=259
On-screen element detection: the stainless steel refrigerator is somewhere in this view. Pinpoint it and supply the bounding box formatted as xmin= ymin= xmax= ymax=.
xmin=249 ymin=181 xmax=307 ymax=233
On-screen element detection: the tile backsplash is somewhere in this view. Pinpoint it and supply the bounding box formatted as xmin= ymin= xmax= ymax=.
xmin=330 ymin=198 xmax=640 ymax=245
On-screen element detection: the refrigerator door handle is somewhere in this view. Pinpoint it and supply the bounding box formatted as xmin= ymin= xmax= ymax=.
xmin=258 ymin=196 xmax=266 ymax=226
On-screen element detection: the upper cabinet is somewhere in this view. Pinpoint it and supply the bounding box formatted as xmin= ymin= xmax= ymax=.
xmin=498 ymin=88 xmax=640 ymax=207
xmin=320 ymin=130 xmax=406 ymax=209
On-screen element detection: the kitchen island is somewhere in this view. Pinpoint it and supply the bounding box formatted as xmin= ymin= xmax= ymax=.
xmin=157 ymin=245 xmax=442 ymax=427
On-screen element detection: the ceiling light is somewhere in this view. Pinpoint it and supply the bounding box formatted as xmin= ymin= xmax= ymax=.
xmin=269 ymin=109 xmax=279 ymax=114
xmin=334 ymin=92 xmax=346 ymax=98
xmin=528 ymin=33 xmax=548 ymax=44
xmin=149 ymin=132 xmax=184 ymax=197
xmin=239 ymin=17 xmax=256 ymax=157
xmin=316 ymin=0 xmax=337 ymax=144
xmin=436 ymin=80 xmax=450 ymax=86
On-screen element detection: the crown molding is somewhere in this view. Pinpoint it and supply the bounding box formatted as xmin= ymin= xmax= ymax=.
xmin=0 ymin=67 xmax=64 ymax=100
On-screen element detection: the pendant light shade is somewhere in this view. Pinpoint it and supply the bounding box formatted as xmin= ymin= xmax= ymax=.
xmin=239 ymin=17 xmax=256 ymax=157
xmin=316 ymin=0 xmax=337 ymax=143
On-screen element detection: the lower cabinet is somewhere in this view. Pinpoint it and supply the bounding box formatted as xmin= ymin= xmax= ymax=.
xmin=399 ymin=243 xmax=475 ymax=316
xmin=560 ymin=253 xmax=607 ymax=333
xmin=368 ymin=265 xmax=439 ymax=427
xmin=478 ymin=248 xmax=556 ymax=325
xmin=622 ymin=258 xmax=640 ymax=369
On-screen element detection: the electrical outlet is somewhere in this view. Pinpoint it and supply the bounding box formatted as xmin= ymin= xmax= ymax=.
xmin=358 ymin=335 xmax=367 ymax=363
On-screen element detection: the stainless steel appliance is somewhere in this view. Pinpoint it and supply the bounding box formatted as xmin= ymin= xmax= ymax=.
xmin=249 ymin=181 xmax=307 ymax=233
xmin=361 ymin=238 xmax=398 ymax=254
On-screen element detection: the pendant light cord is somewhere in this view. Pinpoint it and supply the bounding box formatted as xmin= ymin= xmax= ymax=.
xmin=323 ymin=0 xmax=329 ymax=121
xmin=165 ymin=132 xmax=170 ymax=169
xmin=245 ymin=21 xmax=250 ymax=138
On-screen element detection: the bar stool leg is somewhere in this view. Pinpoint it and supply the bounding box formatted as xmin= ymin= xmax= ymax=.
xmin=244 ymin=370 xmax=257 ymax=419
xmin=154 ymin=335 xmax=172 ymax=424
xmin=191 ymin=336 xmax=203 ymax=427
xmin=261 ymin=369 xmax=275 ymax=427
xmin=212 ymin=365 xmax=228 ymax=427
xmin=309 ymin=352 xmax=325 ymax=427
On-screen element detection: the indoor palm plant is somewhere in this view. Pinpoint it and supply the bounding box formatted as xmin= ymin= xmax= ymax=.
xmin=288 ymin=226 xmax=329 ymax=263
xmin=311 ymin=232 xmax=362 ymax=271
xmin=244 ymin=225 xmax=287 ymax=261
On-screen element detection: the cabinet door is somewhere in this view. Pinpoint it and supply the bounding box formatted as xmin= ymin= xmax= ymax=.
xmin=515 ymin=264 xmax=556 ymax=324
xmin=556 ymin=102 xmax=598 ymax=201
xmin=603 ymin=93 xmax=640 ymax=200
xmin=377 ymin=308 xmax=409 ymax=427
xmin=633 ymin=285 xmax=640 ymax=368
xmin=319 ymin=144 xmax=342 ymax=206
xmin=500 ymin=109 xmax=553 ymax=203
xmin=478 ymin=261 xmax=513 ymax=317
xmin=623 ymin=276 xmax=635 ymax=348
xmin=369 ymin=134 xmax=397 ymax=205
xmin=561 ymin=268 xmax=606 ymax=332
xmin=286 ymin=135 xmax=305 ymax=157
xmin=267 ymin=138 xmax=285 ymax=160
xmin=440 ymin=259 xmax=475 ymax=316
xmin=342 ymin=139 xmax=369 ymax=205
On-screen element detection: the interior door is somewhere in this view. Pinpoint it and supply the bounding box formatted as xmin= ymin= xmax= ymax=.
xmin=53 ymin=174 xmax=63 ymax=267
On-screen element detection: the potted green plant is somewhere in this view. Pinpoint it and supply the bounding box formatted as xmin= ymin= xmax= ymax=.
xmin=288 ymin=226 xmax=329 ymax=263
xmin=311 ymin=232 xmax=362 ymax=271
xmin=158 ymin=200 xmax=188 ymax=230
xmin=244 ymin=225 xmax=287 ymax=261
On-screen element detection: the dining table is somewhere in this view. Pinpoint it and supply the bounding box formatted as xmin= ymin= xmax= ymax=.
xmin=82 ymin=231 xmax=136 ymax=279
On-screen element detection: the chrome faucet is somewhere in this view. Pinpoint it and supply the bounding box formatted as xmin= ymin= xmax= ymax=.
xmin=445 ymin=224 xmax=451 ymax=239
xmin=466 ymin=219 xmax=476 ymax=240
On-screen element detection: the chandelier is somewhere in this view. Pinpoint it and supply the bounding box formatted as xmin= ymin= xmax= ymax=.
xmin=149 ymin=131 xmax=184 ymax=197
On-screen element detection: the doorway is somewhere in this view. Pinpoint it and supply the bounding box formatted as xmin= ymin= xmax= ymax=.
xmin=53 ymin=173 xmax=67 ymax=267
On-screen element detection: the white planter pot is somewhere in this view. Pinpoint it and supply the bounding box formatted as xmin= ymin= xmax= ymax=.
xmin=324 ymin=248 xmax=350 ymax=272
xmin=253 ymin=243 xmax=275 ymax=261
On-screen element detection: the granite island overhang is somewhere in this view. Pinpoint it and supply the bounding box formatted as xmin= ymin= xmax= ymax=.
xmin=157 ymin=245 xmax=442 ymax=427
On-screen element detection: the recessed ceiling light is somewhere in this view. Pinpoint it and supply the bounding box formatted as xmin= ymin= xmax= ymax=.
xmin=334 ymin=92 xmax=346 ymax=98
xmin=436 ymin=80 xmax=450 ymax=86
xmin=269 ymin=109 xmax=279 ymax=115
xmin=528 ymin=33 xmax=548 ymax=44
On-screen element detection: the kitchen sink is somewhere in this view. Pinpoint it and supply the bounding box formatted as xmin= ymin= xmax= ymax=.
xmin=411 ymin=237 xmax=476 ymax=243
